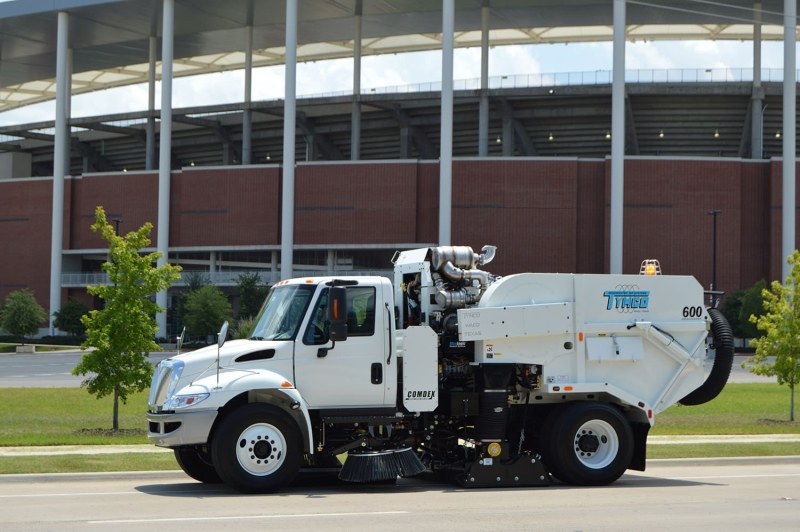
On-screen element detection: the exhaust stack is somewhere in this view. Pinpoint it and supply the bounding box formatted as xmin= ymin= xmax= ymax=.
xmin=429 ymin=245 xmax=497 ymax=309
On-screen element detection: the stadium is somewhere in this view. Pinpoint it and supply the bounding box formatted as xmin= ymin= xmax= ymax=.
xmin=0 ymin=0 xmax=797 ymax=337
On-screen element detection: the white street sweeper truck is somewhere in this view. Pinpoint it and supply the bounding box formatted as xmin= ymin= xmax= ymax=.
xmin=147 ymin=245 xmax=733 ymax=493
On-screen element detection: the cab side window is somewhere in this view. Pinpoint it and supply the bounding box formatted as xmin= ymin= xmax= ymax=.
xmin=302 ymin=286 xmax=376 ymax=345
xmin=346 ymin=286 xmax=375 ymax=336
xmin=303 ymin=289 xmax=329 ymax=345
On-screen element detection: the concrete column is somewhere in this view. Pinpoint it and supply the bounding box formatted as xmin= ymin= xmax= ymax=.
xmin=64 ymin=48 xmax=72 ymax=174
xmin=156 ymin=0 xmax=175 ymax=337
xmin=478 ymin=2 xmax=490 ymax=157
xmin=280 ymin=0 xmax=298 ymax=279
xmin=439 ymin=0 xmax=455 ymax=246
xmin=400 ymin=126 xmax=411 ymax=158
xmin=210 ymin=251 xmax=217 ymax=273
xmin=327 ymin=249 xmax=335 ymax=275
xmin=305 ymin=135 xmax=316 ymax=161
xmin=751 ymin=2 xmax=764 ymax=159
xmin=242 ymin=24 xmax=253 ymax=165
xmin=501 ymin=108 xmax=513 ymax=156
xmin=146 ymin=35 xmax=157 ymax=170
xmin=351 ymin=1 xmax=362 ymax=161
xmin=609 ymin=0 xmax=626 ymax=274
xmin=782 ymin=0 xmax=797 ymax=279
xmin=49 ymin=11 xmax=69 ymax=334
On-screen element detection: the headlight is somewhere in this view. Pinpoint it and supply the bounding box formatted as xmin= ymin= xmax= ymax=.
xmin=164 ymin=392 xmax=210 ymax=410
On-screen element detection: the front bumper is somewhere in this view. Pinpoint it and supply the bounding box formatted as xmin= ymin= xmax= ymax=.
xmin=146 ymin=409 xmax=218 ymax=447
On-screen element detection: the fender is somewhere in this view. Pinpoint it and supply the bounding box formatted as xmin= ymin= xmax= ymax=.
xmin=175 ymin=368 xmax=315 ymax=453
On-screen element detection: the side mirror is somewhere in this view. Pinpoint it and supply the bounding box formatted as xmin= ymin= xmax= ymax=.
xmin=327 ymin=287 xmax=348 ymax=342
xmin=217 ymin=321 xmax=229 ymax=348
xmin=176 ymin=326 xmax=186 ymax=355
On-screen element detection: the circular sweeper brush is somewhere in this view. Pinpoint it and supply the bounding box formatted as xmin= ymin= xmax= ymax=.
xmin=338 ymin=447 xmax=426 ymax=483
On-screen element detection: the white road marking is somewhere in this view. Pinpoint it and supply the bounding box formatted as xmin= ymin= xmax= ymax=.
xmin=0 ymin=491 xmax=139 ymax=499
xmin=89 ymin=511 xmax=409 ymax=524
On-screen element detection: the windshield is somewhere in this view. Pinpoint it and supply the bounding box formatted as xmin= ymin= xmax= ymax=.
xmin=250 ymin=284 xmax=316 ymax=341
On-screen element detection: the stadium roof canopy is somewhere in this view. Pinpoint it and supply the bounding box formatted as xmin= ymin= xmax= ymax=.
xmin=0 ymin=0 xmax=794 ymax=112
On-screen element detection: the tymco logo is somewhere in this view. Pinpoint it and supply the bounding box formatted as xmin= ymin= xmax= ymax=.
xmin=603 ymin=285 xmax=650 ymax=313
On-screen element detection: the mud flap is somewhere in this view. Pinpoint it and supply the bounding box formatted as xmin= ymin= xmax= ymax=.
xmin=457 ymin=454 xmax=551 ymax=488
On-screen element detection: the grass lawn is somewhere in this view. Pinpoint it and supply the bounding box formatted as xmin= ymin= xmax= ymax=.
xmin=0 ymin=453 xmax=179 ymax=474
xmin=0 ymin=388 xmax=150 ymax=446
xmin=652 ymin=383 xmax=799 ymax=435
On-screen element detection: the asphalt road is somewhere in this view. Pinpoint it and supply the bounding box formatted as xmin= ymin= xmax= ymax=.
xmin=0 ymin=458 xmax=798 ymax=531
xmin=0 ymin=350 xmax=174 ymax=387
xmin=0 ymin=351 xmax=776 ymax=387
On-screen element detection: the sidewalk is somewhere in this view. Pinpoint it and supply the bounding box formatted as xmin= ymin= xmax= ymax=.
xmin=1 ymin=434 xmax=798 ymax=457
xmin=0 ymin=445 xmax=171 ymax=456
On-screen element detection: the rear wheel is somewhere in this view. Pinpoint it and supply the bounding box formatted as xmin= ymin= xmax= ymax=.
xmin=174 ymin=445 xmax=221 ymax=484
xmin=211 ymin=404 xmax=302 ymax=493
xmin=545 ymin=402 xmax=632 ymax=486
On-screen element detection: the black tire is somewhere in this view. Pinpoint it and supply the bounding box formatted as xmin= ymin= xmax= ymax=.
xmin=537 ymin=405 xmax=567 ymax=482
xmin=544 ymin=402 xmax=633 ymax=486
xmin=211 ymin=403 xmax=302 ymax=493
xmin=174 ymin=446 xmax=222 ymax=484
xmin=679 ymin=307 xmax=735 ymax=406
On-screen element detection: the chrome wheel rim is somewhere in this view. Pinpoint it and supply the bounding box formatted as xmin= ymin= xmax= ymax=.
xmin=235 ymin=422 xmax=287 ymax=476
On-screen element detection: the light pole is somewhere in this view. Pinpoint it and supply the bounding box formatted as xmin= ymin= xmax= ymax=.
xmin=708 ymin=209 xmax=721 ymax=307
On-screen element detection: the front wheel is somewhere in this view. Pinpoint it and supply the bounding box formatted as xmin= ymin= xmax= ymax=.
xmin=211 ymin=404 xmax=302 ymax=493
xmin=544 ymin=402 xmax=633 ymax=486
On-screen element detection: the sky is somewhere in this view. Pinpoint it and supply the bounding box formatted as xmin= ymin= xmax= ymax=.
xmin=0 ymin=1 xmax=794 ymax=128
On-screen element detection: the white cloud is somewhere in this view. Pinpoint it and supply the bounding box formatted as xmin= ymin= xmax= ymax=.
xmin=626 ymin=42 xmax=676 ymax=70
xmin=490 ymin=46 xmax=542 ymax=77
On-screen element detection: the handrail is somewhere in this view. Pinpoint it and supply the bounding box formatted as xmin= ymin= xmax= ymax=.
xmin=60 ymin=269 xmax=393 ymax=287
xmin=306 ymin=67 xmax=797 ymax=99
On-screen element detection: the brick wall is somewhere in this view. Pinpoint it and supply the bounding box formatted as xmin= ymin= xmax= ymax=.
xmin=171 ymin=166 xmax=280 ymax=247
xmin=0 ymin=178 xmax=55 ymax=305
xmin=1 ymin=158 xmax=795 ymax=309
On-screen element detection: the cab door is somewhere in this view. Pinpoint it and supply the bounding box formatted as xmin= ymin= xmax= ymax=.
xmin=293 ymin=283 xmax=389 ymax=408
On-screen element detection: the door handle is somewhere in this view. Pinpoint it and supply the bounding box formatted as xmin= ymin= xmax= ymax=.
xmin=371 ymin=363 xmax=382 ymax=384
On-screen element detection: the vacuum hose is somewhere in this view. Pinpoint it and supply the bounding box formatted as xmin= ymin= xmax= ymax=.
xmin=678 ymin=307 xmax=735 ymax=406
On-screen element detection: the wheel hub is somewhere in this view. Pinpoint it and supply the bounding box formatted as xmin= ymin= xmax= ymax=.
xmin=252 ymin=439 xmax=273 ymax=460
xmin=576 ymin=431 xmax=600 ymax=454
xmin=572 ymin=419 xmax=618 ymax=469
xmin=235 ymin=422 xmax=287 ymax=476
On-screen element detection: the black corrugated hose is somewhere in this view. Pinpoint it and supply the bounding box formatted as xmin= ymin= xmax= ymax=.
xmin=679 ymin=307 xmax=735 ymax=406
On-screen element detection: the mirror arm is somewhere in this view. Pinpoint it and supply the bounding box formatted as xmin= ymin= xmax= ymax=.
xmin=317 ymin=340 xmax=336 ymax=358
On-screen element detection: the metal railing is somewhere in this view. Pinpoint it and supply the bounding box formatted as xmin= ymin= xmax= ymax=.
xmin=305 ymin=67 xmax=798 ymax=99
xmin=61 ymin=269 xmax=393 ymax=288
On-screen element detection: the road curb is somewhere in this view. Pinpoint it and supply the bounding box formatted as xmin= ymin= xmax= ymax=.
xmin=648 ymin=434 xmax=800 ymax=445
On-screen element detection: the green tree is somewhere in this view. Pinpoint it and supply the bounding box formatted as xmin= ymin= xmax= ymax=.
xmin=53 ymin=297 xmax=90 ymax=337
xmin=231 ymin=316 xmax=255 ymax=340
xmin=0 ymin=289 xmax=47 ymax=344
xmin=236 ymin=272 xmax=268 ymax=319
xmin=745 ymin=251 xmax=800 ymax=421
xmin=720 ymin=289 xmax=745 ymax=339
xmin=183 ymin=284 xmax=232 ymax=341
xmin=184 ymin=271 xmax=210 ymax=292
xmin=73 ymin=206 xmax=182 ymax=430
xmin=738 ymin=279 xmax=766 ymax=339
